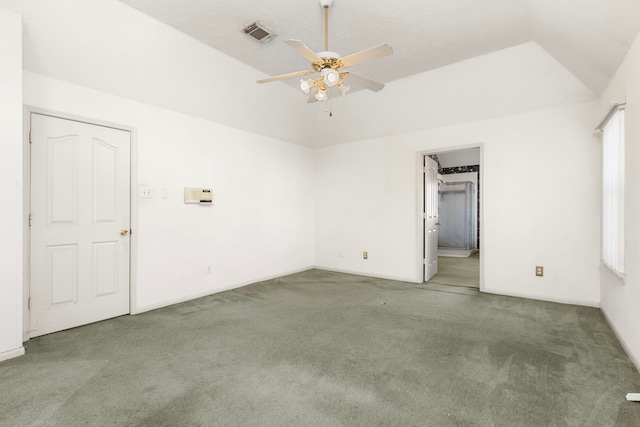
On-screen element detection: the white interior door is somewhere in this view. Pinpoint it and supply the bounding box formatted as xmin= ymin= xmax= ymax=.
xmin=424 ymin=156 xmax=439 ymax=281
xmin=29 ymin=113 xmax=131 ymax=337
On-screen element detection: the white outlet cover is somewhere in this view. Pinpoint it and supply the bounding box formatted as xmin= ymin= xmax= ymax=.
xmin=139 ymin=186 xmax=152 ymax=198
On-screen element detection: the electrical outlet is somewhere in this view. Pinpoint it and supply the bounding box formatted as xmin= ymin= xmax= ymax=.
xmin=139 ymin=186 xmax=152 ymax=199
xmin=536 ymin=266 xmax=544 ymax=277
xmin=363 ymin=251 xmax=368 ymax=260
xmin=207 ymin=265 xmax=213 ymax=274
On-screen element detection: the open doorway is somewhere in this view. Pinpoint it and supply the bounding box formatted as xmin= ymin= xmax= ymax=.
xmin=423 ymin=147 xmax=481 ymax=289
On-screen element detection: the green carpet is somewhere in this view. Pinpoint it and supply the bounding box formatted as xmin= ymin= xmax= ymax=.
xmin=429 ymin=252 xmax=480 ymax=288
xmin=1 ymin=269 xmax=639 ymax=426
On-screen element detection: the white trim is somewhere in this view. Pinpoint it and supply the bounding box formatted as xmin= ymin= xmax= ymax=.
xmin=22 ymin=106 xmax=137 ymax=339
xmin=415 ymin=153 xmax=425 ymax=283
xmin=0 ymin=346 xmax=25 ymax=363
xmin=313 ymin=266 xmax=421 ymax=284
xmin=595 ymin=102 xmax=626 ymax=132
xmin=483 ymin=287 xmax=600 ymax=308
xmin=129 ymin=129 xmax=139 ymax=316
xmin=601 ymin=308 xmax=640 ymax=374
xmin=22 ymin=107 xmax=31 ymax=343
xmin=602 ymin=261 xmax=626 ymax=281
xmin=133 ymin=267 xmax=315 ymax=314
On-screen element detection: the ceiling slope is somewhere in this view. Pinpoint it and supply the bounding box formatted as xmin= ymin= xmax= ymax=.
xmin=308 ymin=42 xmax=596 ymax=147
xmin=531 ymin=0 xmax=640 ymax=95
xmin=116 ymin=0 xmax=640 ymax=96
xmin=0 ymin=0 xmax=317 ymax=145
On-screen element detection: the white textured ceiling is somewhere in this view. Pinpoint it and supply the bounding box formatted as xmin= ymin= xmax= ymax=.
xmin=117 ymin=0 xmax=640 ymax=95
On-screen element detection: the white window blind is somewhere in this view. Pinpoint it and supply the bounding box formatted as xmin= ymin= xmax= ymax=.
xmin=601 ymin=108 xmax=625 ymax=275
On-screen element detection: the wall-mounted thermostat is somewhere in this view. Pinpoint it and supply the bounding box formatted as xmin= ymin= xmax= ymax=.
xmin=184 ymin=188 xmax=213 ymax=204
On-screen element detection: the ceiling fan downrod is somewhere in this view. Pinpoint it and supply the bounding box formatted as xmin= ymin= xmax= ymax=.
xmin=320 ymin=0 xmax=333 ymax=52
xmin=324 ymin=5 xmax=329 ymax=51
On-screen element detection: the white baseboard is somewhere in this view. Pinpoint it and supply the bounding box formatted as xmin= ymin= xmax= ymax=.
xmin=132 ymin=266 xmax=315 ymax=315
xmin=482 ymin=287 xmax=600 ymax=308
xmin=313 ymin=265 xmax=421 ymax=284
xmin=0 ymin=346 xmax=25 ymax=363
xmin=601 ymin=308 xmax=640 ymax=374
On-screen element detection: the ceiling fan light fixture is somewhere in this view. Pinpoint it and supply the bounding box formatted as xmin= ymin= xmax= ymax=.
xmin=321 ymin=68 xmax=340 ymax=87
xmin=315 ymin=86 xmax=329 ymax=102
xmin=299 ymin=78 xmax=312 ymax=94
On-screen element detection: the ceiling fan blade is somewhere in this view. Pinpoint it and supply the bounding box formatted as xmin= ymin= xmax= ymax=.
xmin=307 ymin=87 xmax=320 ymax=103
xmin=339 ymin=44 xmax=393 ymax=68
xmin=285 ymin=39 xmax=323 ymax=64
xmin=342 ymin=72 xmax=385 ymax=92
xmin=257 ymin=69 xmax=314 ymax=83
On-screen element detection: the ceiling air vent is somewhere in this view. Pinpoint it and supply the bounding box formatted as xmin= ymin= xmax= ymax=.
xmin=242 ymin=22 xmax=277 ymax=43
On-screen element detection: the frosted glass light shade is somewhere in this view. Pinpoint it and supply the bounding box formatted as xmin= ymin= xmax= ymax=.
xmin=315 ymin=86 xmax=328 ymax=101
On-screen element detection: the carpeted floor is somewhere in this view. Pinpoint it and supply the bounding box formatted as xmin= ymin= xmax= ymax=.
xmin=1 ymin=269 xmax=639 ymax=426
xmin=430 ymin=252 xmax=480 ymax=288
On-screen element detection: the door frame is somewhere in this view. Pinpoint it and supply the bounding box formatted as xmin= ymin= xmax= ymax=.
xmin=22 ymin=106 xmax=139 ymax=341
xmin=417 ymin=144 xmax=484 ymax=290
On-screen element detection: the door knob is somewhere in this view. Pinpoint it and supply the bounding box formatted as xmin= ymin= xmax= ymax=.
xmin=436 ymin=222 xmax=442 ymax=225
xmin=120 ymin=229 xmax=129 ymax=236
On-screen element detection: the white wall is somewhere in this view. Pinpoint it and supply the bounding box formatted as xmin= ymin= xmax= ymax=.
xmin=0 ymin=7 xmax=24 ymax=361
xmin=315 ymin=101 xmax=602 ymax=306
xmin=600 ymin=32 xmax=640 ymax=370
xmin=23 ymin=72 xmax=315 ymax=313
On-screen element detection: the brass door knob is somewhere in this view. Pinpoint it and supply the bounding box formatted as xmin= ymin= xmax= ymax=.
xmin=120 ymin=229 xmax=129 ymax=236
xmin=436 ymin=222 xmax=442 ymax=225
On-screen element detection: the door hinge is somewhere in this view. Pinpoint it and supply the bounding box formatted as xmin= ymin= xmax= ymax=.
xmin=28 ymin=213 xmax=32 ymax=227
xmin=28 ymin=297 xmax=31 ymax=310
xmin=422 ymin=212 xmax=426 ymax=219
xmin=29 ymin=131 xmax=32 ymax=143
xmin=423 ymin=258 xmax=427 ymax=265
xmin=423 ymin=166 xmax=427 ymax=173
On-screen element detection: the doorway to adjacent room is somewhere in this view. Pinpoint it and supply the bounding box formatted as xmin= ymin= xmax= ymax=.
xmin=423 ymin=147 xmax=481 ymax=289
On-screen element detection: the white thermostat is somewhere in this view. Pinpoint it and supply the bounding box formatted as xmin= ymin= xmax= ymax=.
xmin=184 ymin=188 xmax=213 ymax=204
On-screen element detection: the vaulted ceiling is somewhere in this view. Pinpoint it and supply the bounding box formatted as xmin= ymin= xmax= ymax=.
xmin=118 ymin=0 xmax=640 ymax=95
xmin=2 ymin=0 xmax=639 ymax=147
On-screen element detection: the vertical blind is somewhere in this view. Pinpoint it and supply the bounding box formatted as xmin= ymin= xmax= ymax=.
xmin=601 ymin=108 xmax=625 ymax=274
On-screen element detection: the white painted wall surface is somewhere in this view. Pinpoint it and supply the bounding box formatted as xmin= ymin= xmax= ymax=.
xmin=315 ymin=102 xmax=602 ymax=306
xmin=599 ymin=32 xmax=640 ymax=370
xmin=0 ymin=7 xmax=24 ymax=361
xmin=23 ymin=72 xmax=315 ymax=313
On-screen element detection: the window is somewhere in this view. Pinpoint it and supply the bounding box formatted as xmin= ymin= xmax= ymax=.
xmin=600 ymin=106 xmax=625 ymax=275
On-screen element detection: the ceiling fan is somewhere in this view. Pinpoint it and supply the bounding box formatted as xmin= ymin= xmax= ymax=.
xmin=257 ymin=0 xmax=393 ymax=104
